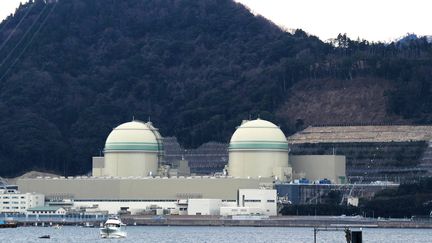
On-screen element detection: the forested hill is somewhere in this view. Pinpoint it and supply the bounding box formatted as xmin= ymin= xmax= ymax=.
xmin=0 ymin=0 xmax=431 ymax=176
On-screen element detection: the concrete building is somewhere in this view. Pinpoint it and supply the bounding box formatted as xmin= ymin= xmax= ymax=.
xmin=220 ymin=189 xmax=277 ymax=216
xmin=187 ymin=199 xmax=222 ymax=216
xmin=0 ymin=189 xmax=44 ymax=214
xmin=15 ymin=119 xmax=350 ymax=216
xmin=227 ymin=119 xmax=292 ymax=181
xmin=288 ymin=125 xmax=432 ymax=182
xmin=275 ymin=183 xmax=399 ymax=205
xmin=94 ymin=120 xmax=164 ymax=177
xmin=17 ymin=177 xmax=262 ymax=214
xmin=27 ymin=206 xmax=66 ymax=216
xmin=290 ymin=155 xmax=346 ymax=184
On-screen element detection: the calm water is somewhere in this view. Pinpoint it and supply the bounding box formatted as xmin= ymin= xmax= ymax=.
xmin=0 ymin=226 xmax=431 ymax=243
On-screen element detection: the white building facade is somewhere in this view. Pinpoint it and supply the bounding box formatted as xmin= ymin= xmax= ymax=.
xmin=0 ymin=189 xmax=44 ymax=214
xmin=221 ymin=189 xmax=277 ymax=216
xmin=187 ymin=199 xmax=222 ymax=216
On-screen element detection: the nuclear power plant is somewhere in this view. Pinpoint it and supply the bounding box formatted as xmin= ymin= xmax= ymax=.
xmin=227 ymin=119 xmax=292 ymax=181
xmin=15 ymin=118 xmax=348 ymax=216
xmin=94 ymin=121 xmax=163 ymax=177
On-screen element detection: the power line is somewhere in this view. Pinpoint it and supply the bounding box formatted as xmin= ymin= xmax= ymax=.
xmin=0 ymin=2 xmax=36 ymax=55
xmin=0 ymin=2 xmax=48 ymax=71
xmin=0 ymin=2 xmax=57 ymax=82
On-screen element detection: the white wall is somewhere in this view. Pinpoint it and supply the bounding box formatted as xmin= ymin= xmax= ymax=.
xmin=229 ymin=151 xmax=289 ymax=180
xmin=104 ymin=152 xmax=158 ymax=177
xmin=187 ymin=199 xmax=222 ymax=216
xmin=220 ymin=206 xmax=263 ymax=216
xmin=238 ymin=189 xmax=277 ymax=216
xmin=73 ymin=201 xmax=178 ymax=214
xmin=290 ymin=155 xmax=346 ymax=183
xmin=0 ymin=190 xmax=44 ymax=214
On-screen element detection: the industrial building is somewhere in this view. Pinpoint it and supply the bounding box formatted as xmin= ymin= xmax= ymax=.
xmin=17 ymin=176 xmax=266 ymax=214
xmin=17 ymin=119 xmax=293 ymax=216
xmin=288 ymin=125 xmax=432 ymax=182
xmin=15 ymin=118 xmax=350 ymax=216
xmin=227 ymin=119 xmax=292 ymax=181
xmin=93 ymin=121 xmax=163 ymax=177
xmin=275 ymin=182 xmax=399 ymax=205
xmin=290 ymin=155 xmax=346 ymax=184
xmin=0 ymin=188 xmax=44 ymax=214
xmin=220 ymin=189 xmax=277 ymax=216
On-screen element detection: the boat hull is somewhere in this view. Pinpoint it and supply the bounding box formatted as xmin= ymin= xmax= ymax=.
xmin=100 ymin=227 xmax=127 ymax=238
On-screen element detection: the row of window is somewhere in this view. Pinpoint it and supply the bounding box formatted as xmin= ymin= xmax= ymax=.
xmin=2 ymin=206 xmax=25 ymax=210
xmin=243 ymin=200 xmax=275 ymax=203
xmin=74 ymin=199 xmax=177 ymax=202
xmin=231 ymin=208 xmax=249 ymax=212
xmin=2 ymin=196 xmax=26 ymax=199
xmin=2 ymin=201 xmax=27 ymax=204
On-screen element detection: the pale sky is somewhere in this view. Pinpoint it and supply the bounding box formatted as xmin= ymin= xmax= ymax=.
xmin=1 ymin=0 xmax=431 ymax=42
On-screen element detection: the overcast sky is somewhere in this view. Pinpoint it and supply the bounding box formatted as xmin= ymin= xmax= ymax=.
xmin=1 ymin=0 xmax=431 ymax=42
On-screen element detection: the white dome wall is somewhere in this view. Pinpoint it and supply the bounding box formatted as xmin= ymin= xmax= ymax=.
xmin=228 ymin=151 xmax=288 ymax=178
xmin=228 ymin=119 xmax=291 ymax=181
xmin=103 ymin=121 xmax=160 ymax=177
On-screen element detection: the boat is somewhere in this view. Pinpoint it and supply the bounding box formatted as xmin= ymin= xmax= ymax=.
xmin=83 ymin=222 xmax=95 ymax=228
xmin=52 ymin=224 xmax=62 ymax=229
xmin=99 ymin=216 xmax=127 ymax=239
xmin=0 ymin=220 xmax=17 ymax=228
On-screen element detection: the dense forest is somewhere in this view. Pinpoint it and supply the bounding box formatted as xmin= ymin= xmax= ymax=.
xmin=0 ymin=0 xmax=431 ymax=176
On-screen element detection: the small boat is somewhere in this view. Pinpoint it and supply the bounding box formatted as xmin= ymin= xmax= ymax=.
xmin=53 ymin=224 xmax=62 ymax=229
xmin=39 ymin=235 xmax=50 ymax=239
xmin=99 ymin=216 xmax=127 ymax=239
xmin=0 ymin=221 xmax=17 ymax=228
xmin=83 ymin=222 xmax=94 ymax=228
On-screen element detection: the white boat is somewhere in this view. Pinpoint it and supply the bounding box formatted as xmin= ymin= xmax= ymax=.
xmin=52 ymin=224 xmax=62 ymax=229
xmin=99 ymin=217 xmax=127 ymax=239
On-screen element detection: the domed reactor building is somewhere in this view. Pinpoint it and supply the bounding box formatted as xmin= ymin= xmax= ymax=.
xmin=227 ymin=119 xmax=292 ymax=181
xmin=94 ymin=120 xmax=163 ymax=177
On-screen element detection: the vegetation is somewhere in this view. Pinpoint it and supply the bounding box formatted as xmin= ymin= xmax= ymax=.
xmin=0 ymin=0 xmax=431 ymax=176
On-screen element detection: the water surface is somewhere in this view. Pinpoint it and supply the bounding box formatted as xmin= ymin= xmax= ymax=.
xmin=0 ymin=226 xmax=430 ymax=242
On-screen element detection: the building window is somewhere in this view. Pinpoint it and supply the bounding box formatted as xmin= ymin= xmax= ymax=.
xmin=244 ymin=200 xmax=261 ymax=203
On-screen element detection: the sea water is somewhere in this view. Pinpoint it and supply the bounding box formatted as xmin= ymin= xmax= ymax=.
xmin=0 ymin=226 xmax=431 ymax=243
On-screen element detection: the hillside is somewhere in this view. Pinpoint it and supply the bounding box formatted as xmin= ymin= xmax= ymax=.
xmin=277 ymin=77 xmax=406 ymax=128
xmin=0 ymin=0 xmax=432 ymax=176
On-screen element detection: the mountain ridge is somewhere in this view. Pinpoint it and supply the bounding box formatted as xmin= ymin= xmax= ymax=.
xmin=0 ymin=0 xmax=431 ymax=176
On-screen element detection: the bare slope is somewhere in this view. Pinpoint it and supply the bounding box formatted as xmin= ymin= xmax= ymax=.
xmin=277 ymin=77 xmax=407 ymax=129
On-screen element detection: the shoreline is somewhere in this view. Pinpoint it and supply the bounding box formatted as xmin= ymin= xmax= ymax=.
xmin=6 ymin=215 xmax=432 ymax=229
xmin=121 ymin=215 xmax=432 ymax=229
